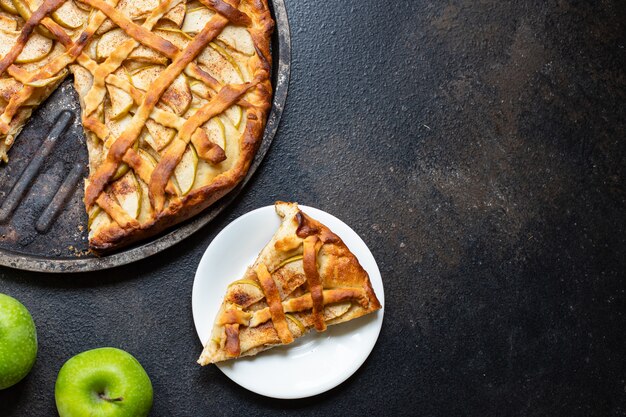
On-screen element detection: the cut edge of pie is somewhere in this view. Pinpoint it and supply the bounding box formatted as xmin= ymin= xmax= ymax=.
xmin=0 ymin=0 xmax=275 ymax=253
xmin=198 ymin=201 xmax=382 ymax=365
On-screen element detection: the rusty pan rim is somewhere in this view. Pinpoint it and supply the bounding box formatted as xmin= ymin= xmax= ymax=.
xmin=0 ymin=0 xmax=290 ymax=273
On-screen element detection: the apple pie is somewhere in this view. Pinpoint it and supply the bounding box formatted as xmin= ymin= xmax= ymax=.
xmin=0 ymin=0 xmax=273 ymax=251
xmin=198 ymin=202 xmax=382 ymax=364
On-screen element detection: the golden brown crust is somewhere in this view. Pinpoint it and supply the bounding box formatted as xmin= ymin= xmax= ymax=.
xmin=224 ymin=323 xmax=240 ymax=357
xmin=88 ymin=106 xmax=268 ymax=250
xmin=256 ymin=263 xmax=293 ymax=344
xmin=218 ymin=307 xmax=251 ymax=325
xmin=83 ymin=10 xmax=232 ymax=208
xmin=198 ymin=202 xmax=382 ymax=365
xmin=147 ymin=82 xmax=253 ymax=212
xmin=88 ymin=0 xmax=274 ymax=251
xmin=303 ymin=235 xmax=326 ymax=331
xmin=0 ymin=0 xmax=115 ymax=161
xmin=0 ymin=0 xmax=274 ymax=251
xmin=0 ymin=0 xmax=64 ymax=76
xmin=247 ymin=288 xmax=369 ymax=328
xmin=200 ymin=0 xmax=251 ymax=26
xmin=296 ymin=210 xmax=340 ymax=244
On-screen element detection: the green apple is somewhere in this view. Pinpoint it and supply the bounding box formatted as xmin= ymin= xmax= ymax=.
xmin=0 ymin=293 xmax=38 ymax=390
xmin=55 ymin=347 xmax=153 ymax=417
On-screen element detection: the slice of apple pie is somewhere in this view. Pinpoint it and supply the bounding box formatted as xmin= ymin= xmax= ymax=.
xmin=198 ymin=202 xmax=382 ymax=364
xmin=0 ymin=0 xmax=273 ymax=251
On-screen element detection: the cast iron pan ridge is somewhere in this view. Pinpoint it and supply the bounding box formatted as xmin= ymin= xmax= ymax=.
xmin=0 ymin=0 xmax=290 ymax=273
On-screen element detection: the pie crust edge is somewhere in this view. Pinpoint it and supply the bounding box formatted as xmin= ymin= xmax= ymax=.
xmin=198 ymin=201 xmax=383 ymax=364
xmin=87 ymin=1 xmax=275 ymax=252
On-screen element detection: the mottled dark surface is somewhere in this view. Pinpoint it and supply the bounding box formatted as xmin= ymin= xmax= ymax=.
xmin=1 ymin=0 xmax=625 ymax=415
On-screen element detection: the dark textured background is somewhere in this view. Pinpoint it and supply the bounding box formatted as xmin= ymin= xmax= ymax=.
xmin=1 ymin=0 xmax=625 ymax=415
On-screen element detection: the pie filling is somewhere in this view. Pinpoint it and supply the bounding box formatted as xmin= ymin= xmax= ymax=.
xmin=0 ymin=0 xmax=273 ymax=251
xmin=198 ymin=202 xmax=382 ymax=364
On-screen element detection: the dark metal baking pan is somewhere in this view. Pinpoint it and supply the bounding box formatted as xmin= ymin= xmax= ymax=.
xmin=0 ymin=0 xmax=290 ymax=273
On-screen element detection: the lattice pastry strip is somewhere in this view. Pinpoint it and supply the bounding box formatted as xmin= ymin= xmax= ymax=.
xmin=198 ymin=202 xmax=382 ymax=365
xmin=0 ymin=0 xmax=273 ymax=251
xmin=0 ymin=0 xmax=116 ymax=157
xmin=79 ymin=0 xmax=184 ymax=118
xmin=82 ymin=3 xmax=238 ymax=203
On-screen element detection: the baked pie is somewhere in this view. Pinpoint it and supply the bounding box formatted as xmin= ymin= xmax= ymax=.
xmin=0 ymin=0 xmax=273 ymax=251
xmin=198 ymin=202 xmax=382 ymax=364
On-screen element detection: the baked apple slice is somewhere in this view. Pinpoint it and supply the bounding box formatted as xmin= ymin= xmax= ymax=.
xmin=198 ymin=202 xmax=382 ymax=364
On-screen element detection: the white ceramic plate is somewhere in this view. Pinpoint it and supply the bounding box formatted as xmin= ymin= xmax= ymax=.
xmin=192 ymin=205 xmax=384 ymax=399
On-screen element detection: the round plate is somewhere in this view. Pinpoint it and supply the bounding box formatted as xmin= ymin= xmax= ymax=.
xmin=192 ymin=205 xmax=385 ymax=399
xmin=0 ymin=0 xmax=290 ymax=273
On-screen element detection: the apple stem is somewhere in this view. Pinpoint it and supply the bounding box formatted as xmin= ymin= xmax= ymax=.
xmin=99 ymin=393 xmax=123 ymax=402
